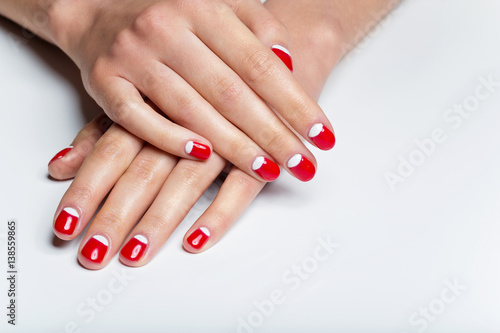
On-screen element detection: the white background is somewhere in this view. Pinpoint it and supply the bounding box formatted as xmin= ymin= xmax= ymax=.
xmin=1 ymin=0 xmax=500 ymax=332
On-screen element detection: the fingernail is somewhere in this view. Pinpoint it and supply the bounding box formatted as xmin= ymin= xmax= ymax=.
xmin=81 ymin=235 xmax=109 ymax=264
xmin=271 ymin=45 xmax=293 ymax=72
xmin=185 ymin=141 xmax=211 ymax=160
xmin=120 ymin=235 xmax=148 ymax=262
xmin=252 ymin=156 xmax=280 ymax=181
xmin=54 ymin=207 xmax=79 ymax=235
xmin=287 ymin=154 xmax=316 ymax=182
xmin=187 ymin=227 xmax=210 ymax=250
xmin=308 ymin=123 xmax=336 ymax=150
xmin=48 ymin=146 xmax=73 ymax=166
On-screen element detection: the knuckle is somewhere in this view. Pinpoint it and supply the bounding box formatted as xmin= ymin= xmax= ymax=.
xmin=132 ymin=4 xmax=168 ymax=36
xmin=234 ymin=173 xmax=256 ymax=192
xmin=127 ymin=155 xmax=159 ymax=184
xmin=85 ymin=58 xmax=108 ymax=95
xmin=213 ymin=75 xmax=243 ymax=106
xmin=95 ymin=209 xmax=125 ymax=233
xmin=263 ymin=131 xmax=289 ymax=153
xmin=211 ymin=209 xmax=231 ymax=229
xmin=173 ymin=95 xmax=199 ymax=126
xmin=245 ymin=49 xmax=276 ymax=83
xmin=288 ymin=96 xmax=311 ymax=124
xmin=176 ymin=163 xmax=203 ymax=188
xmin=107 ymin=98 xmax=134 ymax=124
xmin=69 ymin=184 xmax=96 ymax=206
xmin=92 ymin=133 xmax=127 ymax=161
xmin=260 ymin=17 xmax=288 ymax=39
xmin=108 ymin=29 xmax=136 ymax=58
xmin=233 ymin=139 xmax=260 ymax=161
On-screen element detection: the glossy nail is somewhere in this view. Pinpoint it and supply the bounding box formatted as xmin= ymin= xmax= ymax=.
xmin=252 ymin=156 xmax=280 ymax=181
xmin=187 ymin=227 xmax=210 ymax=250
xmin=287 ymin=154 xmax=316 ymax=182
xmin=271 ymin=45 xmax=293 ymax=72
xmin=48 ymin=146 xmax=73 ymax=166
xmin=185 ymin=141 xmax=211 ymax=160
xmin=120 ymin=235 xmax=148 ymax=262
xmin=54 ymin=207 xmax=79 ymax=235
xmin=309 ymin=123 xmax=335 ymax=150
xmin=81 ymin=235 xmax=109 ymax=264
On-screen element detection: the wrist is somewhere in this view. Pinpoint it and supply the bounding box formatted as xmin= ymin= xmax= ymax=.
xmin=265 ymin=0 xmax=344 ymax=100
xmin=47 ymin=0 xmax=100 ymax=64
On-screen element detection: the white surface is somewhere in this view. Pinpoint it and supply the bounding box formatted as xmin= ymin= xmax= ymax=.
xmin=1 ymin=0 xmax=500 ymax=332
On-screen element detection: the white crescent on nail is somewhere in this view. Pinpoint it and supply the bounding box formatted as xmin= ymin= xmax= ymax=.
xmin=287 ymin=154 xmax=302 ymax=168
xmin=271 ymin=44 xmax=290 ymax=56
xmin=199 ymin=227 xmax=210 ymax=237
xmin=134 ymin=234 xmax=148 ymax=244
xmin=63 ymin=207 xmax=79 ymax=218
xmin=308 ymin=123 xmax=324 ymax=138
xmin=252 ymin=156 xmax=265 ymax=170
xmin=93 ymin=235 xmax=109 ymax=246
xmin=185 ymin=141 xmax=194 ymax=154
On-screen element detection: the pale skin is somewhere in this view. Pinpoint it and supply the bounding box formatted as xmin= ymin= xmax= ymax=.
xmin=1 ymin=0 xmax=339 ymax=182
xmin=0 ymin=0 xmax=399 ymax=269
xmin=0 ymin=0 xmax=395 ymax=269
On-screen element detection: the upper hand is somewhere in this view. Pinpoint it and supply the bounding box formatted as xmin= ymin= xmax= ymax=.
xmin=50 ymin=0 xmax=336 ymax=182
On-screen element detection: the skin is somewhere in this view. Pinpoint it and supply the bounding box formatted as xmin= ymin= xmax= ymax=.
xmin=0 ymin=0 xmax=340 ymax=182
xmin=41 ymin=0 xmax=400 ymax=269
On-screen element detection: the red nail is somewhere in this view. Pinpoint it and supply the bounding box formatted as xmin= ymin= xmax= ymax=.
xmin=120 ymin=235 xmax=148 ymax=262
xmin=308 ymin=123 xmax=336 ymax=150
xmin=252 ymin=156 xmax=281 ymax=181
xmin=81 ymin=235 xmax=109 ymax=263
xmin=287 ymin=154 xmax=316 ymax=182
xmin=54 ymin=207 xmax=79 ymax=235
xmin=187 ymin=227 xmax=210 ymax=250
xmin=271 ymin=45 xmax=293 ymax=72
xmin=48 ymin=146 xmax=73 ymax=166
xmin=185 ymin=141 xmax=211 ymax=160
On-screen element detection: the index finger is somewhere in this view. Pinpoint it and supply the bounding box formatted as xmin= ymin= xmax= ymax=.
xmin=193 ymin=0 xmax=336 ymax=151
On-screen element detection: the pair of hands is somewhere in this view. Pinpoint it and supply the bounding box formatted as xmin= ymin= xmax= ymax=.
xmin=51 ymin=0 xmax=336 ymax=184
xmin=45 ymin=0 xmax=342 ymax=269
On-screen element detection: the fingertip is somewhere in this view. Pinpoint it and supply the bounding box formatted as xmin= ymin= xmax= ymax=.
xmin=183 ymin=226 xmax=211 ymax=253
xmin=78 ymin=234 xmax=111 ymax=270
xmin=286 ymin=154 xmax=316 ymax=182
xmin=119 ymin=234 xmax=149 ymax=267
xmin=185 ymin=141 xmax=212 ymax=160
xmin=271 ymin=44 xmax=293 ymax=72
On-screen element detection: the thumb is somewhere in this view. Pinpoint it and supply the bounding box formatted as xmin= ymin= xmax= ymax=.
xmin=48 ymin=114 xmax=113 ymax=180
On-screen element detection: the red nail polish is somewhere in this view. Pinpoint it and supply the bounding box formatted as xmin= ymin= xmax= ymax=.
xmin=185 ymin=141 xmax=211 ymax=160
xmin=81 ymin=235 xmax=109 ymax=263
xmin=54 ymin=207 xmax=79 ymax=235
xmin=252 ymin=156 xmax=281 ymax=181
xmin=187 ymin=227 xmax=210 ymax=250
xmin=308 ymin=123 xmax=336 ymax=150
xmin=287 ymin=154 xmax=316 ymax=182
xmin=271 ymin=45 xmax=293 ymax=72
xmin=48 ymin=146 xmax=73 ymax=166
xmin=120 ymin=235 xmax=148 ymax=262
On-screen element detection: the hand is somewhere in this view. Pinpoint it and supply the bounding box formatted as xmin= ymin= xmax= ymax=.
xmin=46 ymin=0 xmax=399 ymax=269
xmin=45 ymin=0 xmax=336 ymax=182
xmin=49 ymin=114 xmax=265 ymax=269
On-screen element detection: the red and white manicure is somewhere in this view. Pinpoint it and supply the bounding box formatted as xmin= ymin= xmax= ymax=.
xmin=271 ymin=45 xmax=293 ymax=72
xmin=48 ymin=146 xmax=73 ymax=166
xmin=54 ymin=207 xmax=79 ymax=235
xmin=287 ymin=154 xmax=316 ymax=182
xmin=309 ymin=123 xmax=336 ymax=150
xmin=252 ymin=156 xmax=281 ymax=181
xmin=81 ymin=235 xmax=109 ymax=264
xmin=120 ymin=235 xmax=148 ymax=262
xmin=187 ymin=227 xmax=210 ymax=250
xmin=185 ymin=141 xmax=211 ymax=160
